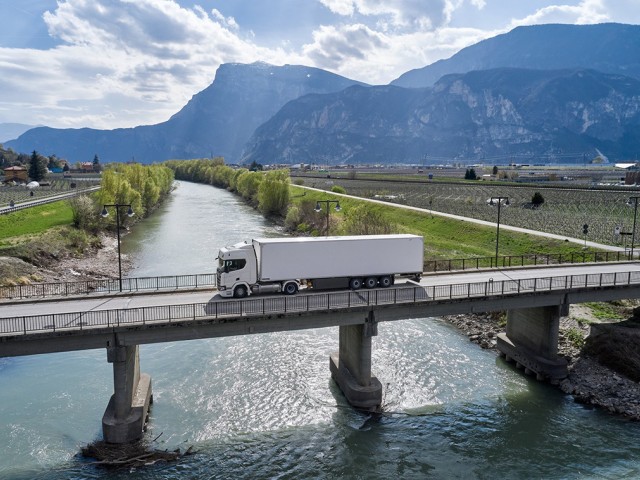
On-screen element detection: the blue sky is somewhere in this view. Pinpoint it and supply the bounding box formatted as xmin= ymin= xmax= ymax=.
xmin=0 ymin=0 xmax=637 ymax=130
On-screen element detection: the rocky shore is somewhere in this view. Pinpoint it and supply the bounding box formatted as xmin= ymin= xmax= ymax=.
xmin=443 ymin=309 xmax=640 ymax=421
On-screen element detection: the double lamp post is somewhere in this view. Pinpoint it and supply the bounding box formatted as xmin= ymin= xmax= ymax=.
xmin=101 ymin=203 xmax=135 ymax=292
xmin=315 ymin=199 xmax=341 ymax=236
xmin=488 ymin=196 xmax=509 ymax=266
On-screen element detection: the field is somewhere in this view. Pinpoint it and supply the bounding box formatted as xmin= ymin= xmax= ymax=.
xmin=0 ymin=201 xmax=74 ymax=243
xmin=0 ymin=176 xmax=100 ymax=207
xmin=296 ymin=176 xmax=639 ymax=247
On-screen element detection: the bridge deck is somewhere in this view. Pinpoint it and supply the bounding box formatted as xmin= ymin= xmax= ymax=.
xmin=1 ymin=263 xmax=640 ymax=357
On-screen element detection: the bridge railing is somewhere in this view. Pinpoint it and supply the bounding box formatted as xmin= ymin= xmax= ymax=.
xmin=424 ymin=250 xmax=632 ymax=272
xmin=2 ymin=270 xmax=640 ymax=336
xmin=0 ymin=273 xmax=217 ymax=300
xmin=2 ymin=250 xmax=634 ymax=301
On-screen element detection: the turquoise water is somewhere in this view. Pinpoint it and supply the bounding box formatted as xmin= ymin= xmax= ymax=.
xmin=1 ymin=182 xmax=639 ymax=479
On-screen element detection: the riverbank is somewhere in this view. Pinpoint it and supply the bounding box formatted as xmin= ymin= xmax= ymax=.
xmin=443 ymin=307 xmax=640 ymax=421
xmin=0 ymin=232 xmax=132 ymax=286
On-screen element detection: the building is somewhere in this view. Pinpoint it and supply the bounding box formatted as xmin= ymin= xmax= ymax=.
xmin=3 ymin=166 xmax=28 ymax=183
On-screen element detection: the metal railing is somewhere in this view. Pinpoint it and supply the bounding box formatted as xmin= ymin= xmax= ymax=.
xmin=424 ymin=251 xmax=633 ymax=272
xmin=0 ymin=186 xmax=100 ymax=215
xmin=2 ymin=250 xmax=634 ymax=301
xmin=0 ymin=273 xmax=217 ymax=300
xmin=2 ymin=270 xmax=639 ymax=336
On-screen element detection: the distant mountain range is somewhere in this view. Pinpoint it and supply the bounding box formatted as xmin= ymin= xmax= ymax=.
xmin=6 ymin=63 xmax=364 ymax=164
xmin=392 ymin=23 xmax=640 ymax=88
xmin=6 ymin=23 xmax=640 ymax=164
xmin=241 ymin=68 xmax=640 ymax=164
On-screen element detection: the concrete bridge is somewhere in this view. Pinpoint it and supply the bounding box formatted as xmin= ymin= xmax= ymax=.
xmin=2 ymin=262 xmax=640 ymax=443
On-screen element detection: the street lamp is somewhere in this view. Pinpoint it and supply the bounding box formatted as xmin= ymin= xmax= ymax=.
xmin=627 ymin=196 xmax=640 ymax=258
xmin=101 ymin=204 xmax=135 ymax=291
xmin=488 ymin=196 xmax=509 ymax=266
xmin=315 ymin=199 xmax=341 ymax=236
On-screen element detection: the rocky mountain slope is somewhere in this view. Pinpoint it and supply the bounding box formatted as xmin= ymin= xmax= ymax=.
xmin=241 ymin=68 xmax=640 ymax=164
xmin=6 ymin=63 xmax=364 ymax=163
xmin=392 ymin=23 xmax=640 ymax=88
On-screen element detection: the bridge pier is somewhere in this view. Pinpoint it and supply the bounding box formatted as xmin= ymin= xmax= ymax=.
xmin=497 ymin=304 xmax=568 ymax=382
xmin=330 ymin=312 xmax=382 ymax=410
xmin=102 ymin=343 xmax=153 ymax=444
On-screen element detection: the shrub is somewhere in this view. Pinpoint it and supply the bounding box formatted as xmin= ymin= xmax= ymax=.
xmin=331 ymin=185 xmax=346 ymax=194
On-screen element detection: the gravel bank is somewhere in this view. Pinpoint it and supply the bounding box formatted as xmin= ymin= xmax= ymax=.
xmin=443 ymin=309 xmax=640 ymax=421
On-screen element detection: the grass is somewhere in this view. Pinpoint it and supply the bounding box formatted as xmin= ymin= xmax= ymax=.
xmin=583 ymin=302 xmax=626 ymax=321
xmin=0 ymin=201 xmax=74 ymax=243
xmin=292 ymin=185 xmax=598 ymax=261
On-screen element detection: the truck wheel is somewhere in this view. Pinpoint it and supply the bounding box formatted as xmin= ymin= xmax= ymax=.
xmin=364 ymin=277 xmax=377 ymax=289
xmin=234 ymin=285 xmax=248 ymax=298
xmin=379 ymin=276 xmax=392 ymax=288
xmin=349 ymin=278 xmax=363 ymax=290
xmin=283 ymin=282 xmax=298 ymax=295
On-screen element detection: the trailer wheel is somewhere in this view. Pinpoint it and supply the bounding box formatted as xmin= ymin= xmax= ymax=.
xmin=379 ymin=276 xmax=392 ymax=288
xmin=234 ymin=285 xmax=248 ymax=298
xmin=364 ymin=277 xmax=378 ymax=289
xmin=283 ymin=282 xmax=298 ymax=295
xmin=349 ymin=278 xmax=363 ymax=290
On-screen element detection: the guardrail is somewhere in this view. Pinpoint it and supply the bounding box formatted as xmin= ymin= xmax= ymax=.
xmin=2 ymin=250 xmax=634 ymax=301
xmin=424 ymin=251 xmax=633 ymax=272
xmin=2 ymin=270 xmax=639 ymax=336
xmin=0 ymin=186 xmax=100 ymax=215
xmin=0 ymin=273 xmax=217 ymax=300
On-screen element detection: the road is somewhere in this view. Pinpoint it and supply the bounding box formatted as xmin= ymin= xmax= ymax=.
xmin=2 ymin=262 xmax=639 ymax=320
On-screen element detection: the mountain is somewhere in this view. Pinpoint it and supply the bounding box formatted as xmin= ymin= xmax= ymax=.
xmin=240 ymin=68 xmax=640 ymax=164
xmin=392 ymin=23 xmax=640 ymax=88
xmin=6 ymin=63 xmax=364 ymax=163
xmin=0 ymin=123 xmax=42 ymax=143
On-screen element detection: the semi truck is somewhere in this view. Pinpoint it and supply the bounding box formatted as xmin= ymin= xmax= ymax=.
xmin=216 ymin=234 xmax=424 ymax=298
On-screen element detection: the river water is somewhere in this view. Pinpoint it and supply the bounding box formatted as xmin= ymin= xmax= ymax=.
xmin=1 ymin=181 xmax=640 ymax=479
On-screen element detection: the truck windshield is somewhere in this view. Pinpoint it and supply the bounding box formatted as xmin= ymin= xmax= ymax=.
xmin=223 ymin=259 xmax=246 ymax=272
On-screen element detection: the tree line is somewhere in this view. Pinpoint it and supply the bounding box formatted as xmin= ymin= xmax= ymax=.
xmin=165 ymin=158 xmax=290 ymax=216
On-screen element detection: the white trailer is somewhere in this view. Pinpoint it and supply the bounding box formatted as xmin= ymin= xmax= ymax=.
xmin=216 ymin=234 xmax=424 ymax=298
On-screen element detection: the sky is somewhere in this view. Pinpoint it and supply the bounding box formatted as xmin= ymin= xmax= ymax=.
xmin=0 ymin=0 xmax=638 ymax=131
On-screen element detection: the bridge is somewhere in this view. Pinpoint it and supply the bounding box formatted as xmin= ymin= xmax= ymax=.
xmin=2 ymin=262 xmax=640 ymax=443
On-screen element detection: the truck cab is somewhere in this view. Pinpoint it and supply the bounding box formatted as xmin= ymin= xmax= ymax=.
xmin=216 ymin=241 xmax=257 ymax=298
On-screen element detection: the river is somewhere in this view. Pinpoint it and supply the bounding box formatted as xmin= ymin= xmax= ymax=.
xmin=1 ymin=181 xmax=639 ymax=479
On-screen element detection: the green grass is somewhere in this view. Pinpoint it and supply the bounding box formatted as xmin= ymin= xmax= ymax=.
xmin=0 ymin=201 xmax=73 ymax=243
xmin=584 ymin=302 xmax=626 ymax=320
xmin=292 ymin=185 xmax=596 ymax=261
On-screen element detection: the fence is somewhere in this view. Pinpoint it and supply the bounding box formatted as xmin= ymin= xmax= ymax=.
xmin=2 ymin=250 xmax=634 ymax=301
xmin=2 ymin=270 xmax=639 ymax=336
xmin=424 ymin=251 xmax=632 ymax=272
xmin=0 ymin=186 xmax=100 ymax=215
xmin=0 ymin=273 xmax=217 ymax=300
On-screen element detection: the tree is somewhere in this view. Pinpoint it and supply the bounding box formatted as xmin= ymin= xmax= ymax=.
xmin=92 ymin=154 xmax=102 ymax=173
xmin=531 ymin=192 xmax=545 ymax=207
xmin=248 ymin=160 xmax=263 ymax=171
xmin=63 ymin=163 xmax=70 ymax=172
xmin=492 ymin=165 xmax=499 ymax=176
xmin=464 ymin=168 xmax=477 ymax=180
xmin=28 ymin=150 xmax=48 ymax=182
xmin=257 ymin=169 xmax=289 ymax=215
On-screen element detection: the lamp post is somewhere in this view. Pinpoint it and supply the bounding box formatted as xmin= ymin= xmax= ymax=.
xmin=315 ymin=199 xmax=341 ymax=236
xmin=488 ymin=196 xmax=509 ymax=266
xmin=101 ymin=204 xmax=135 ymax=291
xmin=627 ymin=196 xmax=640 ymax=258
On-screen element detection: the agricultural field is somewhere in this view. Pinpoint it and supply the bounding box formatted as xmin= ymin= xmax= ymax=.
xmin=300 ymin=177 xmax=640 ymax=247
xmin=0 ymin=176 xmax=100 ymax=207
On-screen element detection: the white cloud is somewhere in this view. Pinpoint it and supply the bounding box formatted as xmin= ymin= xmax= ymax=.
xmin=0 ymin=0 xmax=635 ymax=129
xmin=0 ymin=0 xmax=284 ymax=129
xmin=508 ymin=0 xmax=610 ymax=28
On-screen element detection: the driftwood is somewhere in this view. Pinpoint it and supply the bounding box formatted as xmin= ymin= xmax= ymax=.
xmin=81 ymin=439 xmax=194 ymax=469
